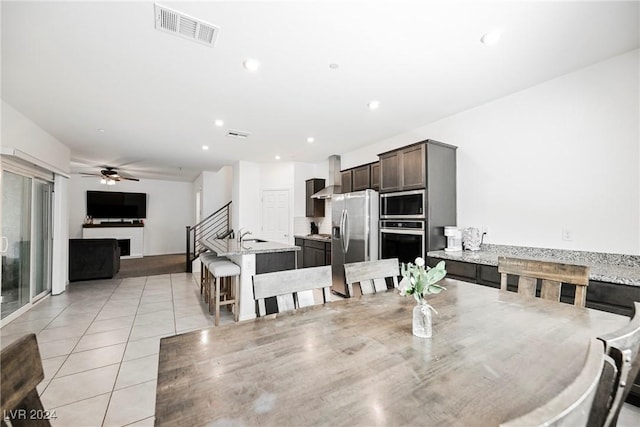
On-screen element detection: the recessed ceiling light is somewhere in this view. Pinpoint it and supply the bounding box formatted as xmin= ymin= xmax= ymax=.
xmin=202 ymin=145 xmax=209 ymax=150
xmin=307 ymin=137 xmax=315 ymax=143
xmin=97 ymin=129 xmax=105 ymax=132
xmin=214 ymin=119 xmax=224 ymax=127
xmin=275 ymin=155 xmax=281 ymax=160
xmin=329 ymin=63 xmax=339 ymax=69
xmin=368 ymin=100 xmax=380 ymax=110
xmin=480 ymin=30 xmax=503 ymax=45
xmin=243 ymin=58 xmax=260 ymax=72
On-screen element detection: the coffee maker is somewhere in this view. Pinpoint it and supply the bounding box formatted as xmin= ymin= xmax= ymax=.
xmin=444 ymin=226 xmax=462 ymax=252
xmin=310 ymin=221 xmax=319 ymax=235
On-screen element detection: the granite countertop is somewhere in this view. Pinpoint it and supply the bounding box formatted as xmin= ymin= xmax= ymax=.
xmin=427 ymin=244 xmax=640 ymax=287
xmin=294 ymin=234 xmax=332 ymax=242
xmin=203 ymin=238 xmax=300 ymax=256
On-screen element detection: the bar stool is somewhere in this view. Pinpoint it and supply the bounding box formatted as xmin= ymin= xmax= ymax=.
xmin=199 ymin=252 xmax=222 ymax=296
xmin=206 ymin=259 xmax=240 ymax=326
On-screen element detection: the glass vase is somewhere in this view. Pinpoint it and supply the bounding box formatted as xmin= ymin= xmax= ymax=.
xmin=412 ymin=299 xmax=432 ymax=338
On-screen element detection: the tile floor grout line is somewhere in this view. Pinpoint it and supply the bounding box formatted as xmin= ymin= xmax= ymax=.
xmin=4 ymin=273 xmax=220 ymax=426
xmin=121 ymin=415 xmax=154 ymax=427
xmin=100 ymin=275 xmax=149 ymax=427
xmin=47 ymin=391 xmax=112 ymax=413
xmin=40 ymin=279 xmax=123 ymax=396
xmin=49 ymin=360 xmax=122 ymax=381
xmin=171 ymin=273 xmax=178 ymax=339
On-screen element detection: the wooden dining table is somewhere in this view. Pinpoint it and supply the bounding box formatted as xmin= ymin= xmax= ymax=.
xmin=155 ymin=279 xmax=628 ymax=426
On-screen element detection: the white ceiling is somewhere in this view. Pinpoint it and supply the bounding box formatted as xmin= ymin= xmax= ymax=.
xmin=2 ymin=1 xmax=638 ymax=182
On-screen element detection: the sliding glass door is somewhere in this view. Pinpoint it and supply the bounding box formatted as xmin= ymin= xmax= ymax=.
xmin=1 ymin=171 xmax=32 ymax=319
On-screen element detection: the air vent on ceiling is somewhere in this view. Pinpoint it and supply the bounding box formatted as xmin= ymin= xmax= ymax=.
xmin=154 ymin=4 xmax=219 ymax=47
xmin=226 ymin=130 xmax=250 ymax=139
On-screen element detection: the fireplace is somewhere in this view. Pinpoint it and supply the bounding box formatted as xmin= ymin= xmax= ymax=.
xmin=82 ymin=224 xmax=144 ymax=258
xmin=117 ymin=239 xmax=131 ymax=257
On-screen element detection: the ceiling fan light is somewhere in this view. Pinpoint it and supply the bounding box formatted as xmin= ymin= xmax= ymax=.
xmin=100 ymin=178 xmax=107 ymax=184
xmin=107 ymin=179 xmax=116 ymax=186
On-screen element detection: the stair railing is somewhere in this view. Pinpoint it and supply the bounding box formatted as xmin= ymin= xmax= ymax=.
xmin=185 ymin=201 xmax=232 ymax=272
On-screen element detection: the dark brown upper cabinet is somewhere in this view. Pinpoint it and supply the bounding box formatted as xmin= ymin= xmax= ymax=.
xmin=340 ymin=161 xmax=379 ymax=193
xmin=340 ymin=170 xmax=352 ymax=193
xmin=399 ymin=143 xmax=426 ymax=190
xmin=379 ymin=142 xmax=427 ymax=192
xmin=352 ymin=164 xmax=371 ymax=191
xmin=305 ymin=178 xmax=325 ymax=217
xmin=379 ymin=151 xmax=401 ymax=192
xmin=370 ymin=162 xmax=380 ymax=191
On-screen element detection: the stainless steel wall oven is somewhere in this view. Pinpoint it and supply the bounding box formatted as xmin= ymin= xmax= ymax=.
xmin=379 ymin=220 xmax=425 ymax=265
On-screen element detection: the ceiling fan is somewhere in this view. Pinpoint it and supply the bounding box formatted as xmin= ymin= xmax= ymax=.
xmin=81 ymin=166 xmax=140 ymax=184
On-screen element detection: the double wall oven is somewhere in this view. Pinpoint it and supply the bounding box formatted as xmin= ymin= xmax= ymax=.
xmin=379 ymin=190 xmax=426 ymax=264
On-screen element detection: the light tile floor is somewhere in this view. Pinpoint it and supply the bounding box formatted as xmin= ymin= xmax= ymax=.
xmin=1 ymin=272 xmax=639 ymax=426
xmin=0 ymin=273 xmax=232 ymax=426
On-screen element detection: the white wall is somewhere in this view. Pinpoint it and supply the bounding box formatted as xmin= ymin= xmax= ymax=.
xmin=1 ymin=101 xmax=71 ymax=174
xmin=201 ymin=166 xmax=233 ymax=217
xmin=68 ymin=175 xmax=194 ymax=255
xmin=230 ymin=160 xmax=330 ymax=243
xmin=52 ymin=175 xmax=69 ymax=294
xmin=341 ymin=50 xmax=640 ymax=254
xmin=232 ymin=161 xmax=262 ymax=236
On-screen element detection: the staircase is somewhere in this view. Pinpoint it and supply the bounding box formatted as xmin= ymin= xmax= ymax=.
xmin=185 ymin=201 xmax=232 ymax=272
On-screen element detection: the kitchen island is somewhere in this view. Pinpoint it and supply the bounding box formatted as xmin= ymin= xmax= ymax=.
xmin=202 ymin=237 xmax=300 ymax=321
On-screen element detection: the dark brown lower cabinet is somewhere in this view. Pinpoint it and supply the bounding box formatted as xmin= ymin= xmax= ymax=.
xmin=256 ymin=251 xmax=297 ymax=315
xmin=427 ymin=256 xmax=640 ymax=406
xmin=294 ymin=238 xmax=304 ymax=268
xmin=299 ymin=238 xmax=331 ymax=268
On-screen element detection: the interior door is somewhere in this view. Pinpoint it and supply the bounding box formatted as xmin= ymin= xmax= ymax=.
xmin=261 ymin=190 xmax=290 ymax=244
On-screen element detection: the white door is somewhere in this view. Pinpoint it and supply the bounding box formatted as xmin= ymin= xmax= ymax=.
xmin=262 ymin=190 xmax=290 ymax=244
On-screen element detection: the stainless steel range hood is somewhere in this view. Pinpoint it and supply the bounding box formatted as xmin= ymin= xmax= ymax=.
xmin=311 ymin=155 xmax=341 ymax=199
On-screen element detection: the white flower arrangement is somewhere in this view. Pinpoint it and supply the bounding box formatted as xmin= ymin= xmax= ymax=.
xmin=397 ymin=257 xmax=447 ymax=303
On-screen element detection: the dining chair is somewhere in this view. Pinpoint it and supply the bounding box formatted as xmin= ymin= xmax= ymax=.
xmin=498 ymin=257 xmax=590 ymax=307
xmin=252 ymin=265 xmax=332 ymax=317
xmin=1 ymin=333 xmax=50 ymax=427
xmin=343 ymin=258 xmax=399 ymax=297
xmin=590 ymin=301 xmax=640 ymax=426
xmin=500 ymin=338 xmax=615 ymax=427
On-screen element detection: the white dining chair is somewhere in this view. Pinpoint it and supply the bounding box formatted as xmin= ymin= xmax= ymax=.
xmin=501 ymin=338 xmax=615 ymax=427
xmin=343 ymin=258 xmax=399 ymax=297
xmin=252 ymin=266 xmax=331 ymax=317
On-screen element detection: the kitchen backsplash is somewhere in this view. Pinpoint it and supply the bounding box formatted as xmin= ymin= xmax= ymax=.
xmin=294 ymin=200 xmax=332 ymax=235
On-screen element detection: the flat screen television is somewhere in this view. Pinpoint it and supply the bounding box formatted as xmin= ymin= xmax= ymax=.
xmin=86 ymin=191 xmax=147 ymax=219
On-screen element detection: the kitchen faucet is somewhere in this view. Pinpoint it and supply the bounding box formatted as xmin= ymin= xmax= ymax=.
xmin=238 ymin=229 xmax=252 ymax=243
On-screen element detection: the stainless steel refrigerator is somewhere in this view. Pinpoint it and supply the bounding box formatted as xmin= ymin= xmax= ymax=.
xmin=331 ymin=189 xmax=379 ymax=297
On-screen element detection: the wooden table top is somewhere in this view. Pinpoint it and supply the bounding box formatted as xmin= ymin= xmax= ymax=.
xmin=155 ymin=279 xmax=628 ymax=427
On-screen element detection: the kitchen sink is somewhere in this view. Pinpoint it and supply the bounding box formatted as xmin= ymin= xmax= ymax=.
xmin=242 ymin=238 xmax=266 ymax=243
